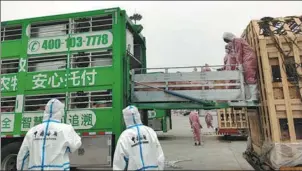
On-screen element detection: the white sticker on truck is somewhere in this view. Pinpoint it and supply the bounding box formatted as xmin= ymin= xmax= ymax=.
xmin=1 ymin=114 xmax=15 ymax=132
xmin=66 ymin=110 xmax=97 ymax=130
xmin=21 ymin=110 xmax=97 ymax=131
xmin=27 ymin=31 xmax=113 ymax=55
xmin=148 ymin=110 xmax=157 ymax=119
xmin=21 ymin=113 xmax=44 ymax=132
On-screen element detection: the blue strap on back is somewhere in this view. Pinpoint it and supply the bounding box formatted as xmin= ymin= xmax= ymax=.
xmin=41 ymin=100 xmax=55 ymax=171
xmin=20 ymin=151 xmax=29 ymax=171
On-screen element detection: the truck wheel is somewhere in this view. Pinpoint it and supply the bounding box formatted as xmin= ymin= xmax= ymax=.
xmin=70 ymin=167 xmax=77 ymax=171
xmin=1 ymin=141 xmax=22 ymax=170
xmin=223 ymin=135 xmax=231 ymax=140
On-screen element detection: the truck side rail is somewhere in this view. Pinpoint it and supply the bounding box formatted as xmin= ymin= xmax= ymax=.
xmin=130 ymin=65 xmax=246 ymax=103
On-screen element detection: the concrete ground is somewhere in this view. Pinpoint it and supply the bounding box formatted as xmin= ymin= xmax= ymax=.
xmin=158 ymin=114 xmax=254 ymax=170
xmin=77 ymin=114 xmax=254 ymax=170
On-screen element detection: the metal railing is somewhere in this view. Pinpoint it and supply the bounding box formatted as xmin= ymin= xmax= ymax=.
xmin=130 ymin=65 xmax=246 ymax=102
xmin=1 ymin=25 xmax=22 ymax=41
xmin=131 ymin=64 xmax=244 ymax=89
xmin=29 ymin=14 xmax=113 ymax=38
xmin=28 ymin=54 xmax=67 ymax=72
xmin=68 ymin=90 xmax=112 ymax=109
xmin=0 ymin=96 xmax=16 ymax=113
xmin=24 ymin=93 xmax=66 ymax=112
xmin=30 ymin=20 xmax=69 ymax=38
xmin=70 ymin=15 xmax=113 ymax=34
xmin=1 ymin=58 xmax=19 ymax=74
xmin=70 ymin=50 xmax=112 ymax=68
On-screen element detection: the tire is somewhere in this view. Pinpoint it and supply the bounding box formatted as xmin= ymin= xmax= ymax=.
xmin=2 ymin=142 xmax=78 ymax=170
xmin=70 ymin=167 xmax=77 ymax=171
xmin=1 ymin=141 xmax=22 ymax=170
xmin=223 ymin=135 xmax=231 ymax=140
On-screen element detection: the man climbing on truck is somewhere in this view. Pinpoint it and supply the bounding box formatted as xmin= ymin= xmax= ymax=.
xmin=201 ymin=64 xmax=213 ymax=90
xmin=223 ymin=43 xmax=237 ymax=89
xmin=224 ymin=43 xmax=236 ymax=71
xmin=222 ymin=32 xmax=259 ymax=102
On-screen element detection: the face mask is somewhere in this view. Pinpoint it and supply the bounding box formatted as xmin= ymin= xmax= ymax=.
xmin=223 ymin=38 xmax=230 ymax=43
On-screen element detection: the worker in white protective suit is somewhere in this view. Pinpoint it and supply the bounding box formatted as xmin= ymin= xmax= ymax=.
xmin=113 ymin=105 xmax=165 ymax=170
xmin=16 ymin=98 xmax=82 ymax=170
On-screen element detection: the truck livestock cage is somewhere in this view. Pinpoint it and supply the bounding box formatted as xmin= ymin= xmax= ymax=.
xmin=0 ymin=7 xmax=148 ymax=169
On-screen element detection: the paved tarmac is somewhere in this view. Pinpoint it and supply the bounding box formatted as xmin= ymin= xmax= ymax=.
xmin=76 ymin=114 xmax=254 ymax=170
xmin=158 ymin=114 xmax=254 ymax=170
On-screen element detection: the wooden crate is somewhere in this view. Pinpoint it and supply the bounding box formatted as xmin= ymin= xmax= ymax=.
xmin=242 ymin=15 xmax=302 ymax=150
xmin=217 ymin=107 xmax=248 ymax=129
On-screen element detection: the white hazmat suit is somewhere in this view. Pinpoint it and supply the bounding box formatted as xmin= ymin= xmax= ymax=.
xmin=17 ymin=98 xmax=82 ymax=170
xmin=113 ymin=106 xmax=165 ymax=170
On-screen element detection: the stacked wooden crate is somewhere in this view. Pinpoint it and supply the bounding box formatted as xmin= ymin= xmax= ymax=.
xmin=217 ymin=107 xmax=248 ymax=130
xmin=242 ymin=15 xmax=302 ymax=169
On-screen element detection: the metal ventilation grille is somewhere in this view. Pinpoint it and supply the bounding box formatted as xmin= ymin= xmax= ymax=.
xmin=28 ymin=54 xmax=67 ymax=72
xmin=1 ymin=25 xmax=22 ymax=41
xmin=24 ymin=93 xmax=66 ymax=112
xmin=70 ymin=50 xmax=112 ymax=68
xmin=71 ymin=14 xmax=113 ymax=33
xmin=69 ymin=90 xmax=112 ymax=109
xmin=30 ymin=20 xmax=69 ymax=38
xmin=1 ymin=58 xmax=19 ymax=74
xmin=0 ymin=96 xmax=16 ymax=113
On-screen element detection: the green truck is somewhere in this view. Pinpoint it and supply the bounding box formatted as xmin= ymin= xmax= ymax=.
xmin=147 ymin=109 xmax=172 ymax=133
xmin=1 ymin=7 xmax=251 ymax=170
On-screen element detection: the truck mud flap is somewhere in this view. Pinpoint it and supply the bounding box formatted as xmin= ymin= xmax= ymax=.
xmin=69 ymin=134 xmax=112 ymax=168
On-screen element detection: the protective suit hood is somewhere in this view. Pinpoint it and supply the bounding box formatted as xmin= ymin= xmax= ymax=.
xmin=122 ymin=105 xmax=142 ymax=127
xmin=223 ymin=32 xmax=236 ymax=42
xmin=43 ymin=98 xmax=65 ymax=122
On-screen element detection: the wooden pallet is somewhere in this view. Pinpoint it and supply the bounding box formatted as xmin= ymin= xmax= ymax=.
xmin=242 ymin=15 xmax=302 ymax=162
xmin=217 ymin=107 xmax=248 ymax=129
xmin=280 ymin=167 xmax=302 ymax=171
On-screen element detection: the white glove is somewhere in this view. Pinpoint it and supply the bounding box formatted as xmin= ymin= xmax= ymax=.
xmin=237 ymin=64 xmax=243 ymax=71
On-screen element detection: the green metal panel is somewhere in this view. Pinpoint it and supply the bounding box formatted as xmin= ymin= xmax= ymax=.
xmin=135 ymin=102 xmax=229 ymax=110
xmin=1 ymin=41 xmax=22 ymax=57
xmin=147 ymin=109 xmax=171 ymax=132
xmin=111 ymin=9 xmax=126 ymax=143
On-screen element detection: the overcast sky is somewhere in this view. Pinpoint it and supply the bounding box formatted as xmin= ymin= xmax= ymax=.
xmin=1 ymin=1 xmax=302 ymax=68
